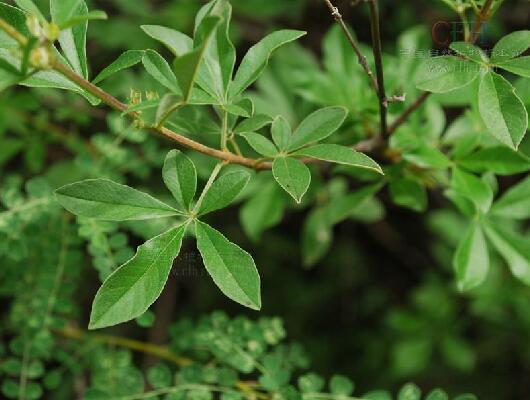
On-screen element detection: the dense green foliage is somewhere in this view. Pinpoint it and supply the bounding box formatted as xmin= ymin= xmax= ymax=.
xmin=1 ymin=0 xmax=529 ymax=398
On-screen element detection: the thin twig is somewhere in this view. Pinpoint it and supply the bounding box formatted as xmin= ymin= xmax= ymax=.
xmin=366 ymin=0 xmax=387 ymax=138
xmin=387 ymin=92 xmax=430 ymax=135
xmin=471 ymin=0 xmax=494 ymax=43
xmin=323 ymin=0 xmax=379 ymax=94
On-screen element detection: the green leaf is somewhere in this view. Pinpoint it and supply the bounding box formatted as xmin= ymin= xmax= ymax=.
xmin=329 ymin=375 xmax=354 ymax=396
xmin=240 ymin=180 xmax=285 ymax=242
xmin=451 ymin=168 xmax=493 ymax=213
xmin=495 ymin=56 xmax=530 ymax=78
xmin=174 ymin=16 xmax=219 ymax=102
xmin=402 ymin=145 xmax=451 ymax=169
xmin=0 ymin=64 xmax=21 ymax=91
xmin=478 ymin=71 xmax=528 ymax=149
xmin=141 ymin=25 xmax=192 ymax=56
xmin=59 ymin=10 xmax=108 ymax=30
xmin=484 ymin=222 xmax=530 ymax=286
xmin=491 ymin=30 xmax=530 ymax=63
xmin=457 ymin=146 xmax=530 ymax=175
xmin=272 ymin=157 xmax=311 ymax=203
xmin=398 ymin=383 xmax=421 ymax=400
xmin=490 ymin=176 xmax=530 ymax=219
xmin=271 ymin=116 xmax=292 ymax=151
xmin=453 ymin=222 xmax=489 ymax=291
xmin=14 ymin=0 xmax=45 ymax=21
xmin=389 ymin=178 xmax=428 ymax=212
xmin=425 ymin=389 xmax=448 ymax=400
xmin=294 ymin=144 xmax=383 ymax=174
xmin=415 ymin=56 xmax=480 ymax=93
xmin=195 ymin=221 xmax=261 ymax=310
xmin=288 ymin=107 xmax=348 ymax=151
xmin=142 ymin=49 xmax=181 ymax=95
xmin=229 ymin=29 xmax=306 ymax=97
xmin=50 ymin=0 xmax=89 ymax=79
xmin=234 ymin=114 xmax=273 ymax=134
xmin=55 ymin=179 xmax=179 ymax=220
xmin=92 ymin=50 xmax=144 ymax=84
xmin=162 ymin=150 xmax=197 ymax=212
xmin=449 ymin=42 xmax=488 ymax=63
xmin=89 ymin=224 xmax=186 ymax=329
xmin=238 ymin=132 xmax=278 ymax=157
xmin=198 ymin=170 xmax=251 ymax=215
xmin=0 ymin=4 xmax=29 ymax=49
xmin=195 ymin=0 xmax=236 ymax=101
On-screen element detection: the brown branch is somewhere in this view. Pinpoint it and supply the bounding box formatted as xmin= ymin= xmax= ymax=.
xmin=471 ymin=0 xmax=494 ymax=44
xmin=366 ymin=0 xmax=387 ymax=138
xmin=387 ymin=0 xmax=494 ymax=136
xmin=387 ymin=92 xmax=431 ymax=135
xmin=323 ymin=0 xmax=379 ymax=94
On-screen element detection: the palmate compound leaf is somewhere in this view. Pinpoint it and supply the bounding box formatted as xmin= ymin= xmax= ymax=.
xmin=293 ymin=144 xmax=383 ymax=174
xmin=453 ymin=221 xmax=489 ymax=291
xmin=55 ymin=179 xmax=180 ymax=220
xmin=415 ymin=56 xmax=481 ymax=93
xmin=195 ymin=220 xmax=261 ymax=310
xmin=89 ymin=224 xmax=186 ymax=329
xmin=478 ymin=71 xmax=528 ymax=149
xmin=272 ymin=157 xmax=311 ymax=204
xmin=162 ymin=150 xmax=197 ymax=212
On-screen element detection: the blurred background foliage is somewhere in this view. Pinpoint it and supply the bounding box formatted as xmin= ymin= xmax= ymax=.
xmin=1 ymin=0 xmax=530 ymax=399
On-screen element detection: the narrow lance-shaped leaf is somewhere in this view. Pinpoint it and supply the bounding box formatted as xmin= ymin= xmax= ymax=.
xmin=141 ymin=25 xmax=193 ymax=56
xmin=162 ymin=150 xmax=197 ymax=212
xmin=89 ymin=224 xmax=186 ymax=329
xmin=142 ymin=49 xmax=181 ymax=95
xmin=478 ymin=71 xmax=528 ymax=149
xmin=288 ymin=107 xmax=348 ymax=151
xmin=174 ymin=16 xmax=219 ymax=102
xmin=229 ymin=29 xmax=307 ymax=98
xmin=93 ymin=50 xmax=144 ymax=84
xmin=198 ymin=170 xmax=251 ymax=215
xmin=453 ymin=222 xmax=489 ymax=291
xmin=50 ymin=0 xmax=89 ymax=79
xmin=294 ymin=144 xmax=383 ymax=174
xmin=195 ymin=221 xmax=261 ymax=310
xmin=415 ymin=56 xmax=480 ymax=93
xmin=272 ymin=157 xmax=311 ymax=204
xmin=55 ymin=179 xmax=180 ymax=220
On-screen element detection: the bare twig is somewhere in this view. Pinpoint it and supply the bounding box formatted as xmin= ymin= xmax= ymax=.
xmin=323 ymin=0 xmax=379 ymax=94
xmin=366 ymin=0 xmax=387 ymax=138
xmin=471 ymin=0 xmax=494 ymax=43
